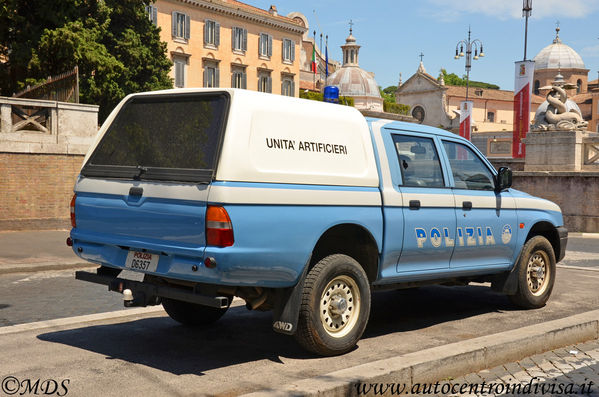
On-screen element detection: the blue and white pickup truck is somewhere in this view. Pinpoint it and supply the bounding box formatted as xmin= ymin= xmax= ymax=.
xmin=71 ymin=88 xmax=567 ymax=356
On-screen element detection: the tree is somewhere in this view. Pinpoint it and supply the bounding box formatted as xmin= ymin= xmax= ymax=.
xmin=1 ymin=0 xmax=172 ymax=121
xmin=379 ymin=86 xmax=397 ymax=103
xmin=438 ymin=68 xmax=500 ymax=90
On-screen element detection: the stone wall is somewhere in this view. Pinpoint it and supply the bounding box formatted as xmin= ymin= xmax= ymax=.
xmin=0 ymin=97 xmax=98 ymax=230
xmin=512 ymin=171 xmax=599 ymax=233
xmin=0 ymin=153 xmax=84 ymax=230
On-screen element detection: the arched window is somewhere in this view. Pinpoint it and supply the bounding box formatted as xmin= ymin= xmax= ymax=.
xmin=412 ymin=106 xmax=425 ymax=123
xmin=577 ymin=79 xmax=582 ymax=94
xmin=534 ymin=80 xmax=540 ymax=95
xmin=350 ymin=50 xmax=355 ymax=63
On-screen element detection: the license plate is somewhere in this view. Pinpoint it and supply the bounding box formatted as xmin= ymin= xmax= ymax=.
xmin=125 ymin=251 xmax=159 ymax=273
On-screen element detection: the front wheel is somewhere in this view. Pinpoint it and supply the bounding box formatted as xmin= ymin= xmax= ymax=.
xmin=294 ymin=254 xmax=371 ymax=356
xmin=162 ymin=298 xmax=230 ymax=326
xmin=509 ymin=235 xmax=556 ymax=309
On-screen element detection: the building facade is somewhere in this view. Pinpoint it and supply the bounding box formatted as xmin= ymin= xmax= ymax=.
xmin=396 ymin=26 xmax=599 ymax=156
xmin=148 ymin=0 xmax=306 ymax=97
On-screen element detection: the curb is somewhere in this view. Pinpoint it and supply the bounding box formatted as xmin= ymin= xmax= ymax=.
xmin=242 ymin=310 xmax=599 ymax=397
xmin=569 ymin=232 xmax=599 ymax=238
xmin=0 ymin=261 xmax=96 ymax=275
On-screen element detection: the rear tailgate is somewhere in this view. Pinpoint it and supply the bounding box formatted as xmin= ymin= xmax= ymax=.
xmin=70 ymin=91 xmax=229 ymax=277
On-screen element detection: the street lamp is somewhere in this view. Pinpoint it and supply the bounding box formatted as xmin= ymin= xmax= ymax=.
xmin=454 ymin=27 xmax=484 ymax=102
xmin=523 ymin=0 xmax=532 ymax=60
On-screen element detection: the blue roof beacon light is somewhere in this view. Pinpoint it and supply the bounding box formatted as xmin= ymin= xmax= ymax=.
xmin=323 ymin=86 xmax=339 ymax=103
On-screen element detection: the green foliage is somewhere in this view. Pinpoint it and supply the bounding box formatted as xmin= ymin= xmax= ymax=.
xmin=439 ymin=68 xmax=500 ymax=90
xmin=1 ymin=0 xmax=172 ymax=122
xmin=299 ymin=91 xmax=354 ymax=107
xmin=383 ymin=101 xmax=409 ymax=115
xmin=379 ymin=86 xmax=397 ymax=103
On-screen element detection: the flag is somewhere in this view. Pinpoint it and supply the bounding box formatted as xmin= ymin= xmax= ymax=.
xmin=311 ymin=43 xmax=317 ymax=73
xmin=325 ymin=45 xmax=328 ymax=77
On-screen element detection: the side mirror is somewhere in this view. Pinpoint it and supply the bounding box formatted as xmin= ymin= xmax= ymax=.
xmin=495 ymin=167 xmax=512 ymax=192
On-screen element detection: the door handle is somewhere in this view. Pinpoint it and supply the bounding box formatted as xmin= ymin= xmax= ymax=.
xmin=462 ymin=201 xmax=472 ymax=210
xmin=409 ymin=200 xmax=421 ymax=210
xmin=129 ymin=187 xmax=144 ymax=196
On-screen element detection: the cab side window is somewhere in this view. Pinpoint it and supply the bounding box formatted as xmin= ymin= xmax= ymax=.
xmin=392 ymin=134 xmax=444 ymax=188
xmin=442 ymin=140 xmax=494 ymax=190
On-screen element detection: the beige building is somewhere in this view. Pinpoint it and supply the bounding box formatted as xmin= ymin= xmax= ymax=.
xmin=147 ymin=0 xmax=306 ymax=96
xmin=396 ymin=62 xmax=542 ymax=133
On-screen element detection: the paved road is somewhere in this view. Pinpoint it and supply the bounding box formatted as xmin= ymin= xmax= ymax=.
xmin=0 ymin=235 xmax=597 ymax=395
xmin=447 ymin=339 xmax=599 ymax=396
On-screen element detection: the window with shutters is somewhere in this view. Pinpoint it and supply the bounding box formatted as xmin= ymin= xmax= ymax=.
xmin=145 ymin=5 xmax=157 ymax=26
xmin=231 ymin=66 xmax=247 ymax=89
xmin=281 ymin=75 xmax=294 ymax=97
xmin=259 ymin=33 xmax=272 ymax=58
xmin=258 ymin=70 xmax=272 ymax=93
xmin=232 ymin=27 xmax=247 ymax=53
xmin=173 ymin=57 xmax=187 ymax=88
xmin=203 ymin=61 xmax=219 ymax=88
xmin=282 ymin=39 xmax=295 ymax=63
xmin=204 ymin=19 xmax=220 ymax=48
xmin=172 ymin=11 xmax=190 ymax=41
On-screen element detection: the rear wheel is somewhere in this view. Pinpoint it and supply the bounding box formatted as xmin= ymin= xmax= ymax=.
xmin=162 ymin=298 xmax=230 ymax=326
xmin=295 ymin=254 xmax=371 ymax=356
xmin=509 ymin=235 xmax=556 ymax=309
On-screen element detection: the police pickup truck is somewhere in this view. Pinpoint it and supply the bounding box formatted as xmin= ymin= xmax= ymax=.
xmin=70 ymin=89 xmax=567 ymax=356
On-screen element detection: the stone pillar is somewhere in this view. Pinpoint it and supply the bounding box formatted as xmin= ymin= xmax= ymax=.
xmin=1 ymin=103 xmax=12 ymax=134
xmin=523 ymin=130 xmax=583 ymax=171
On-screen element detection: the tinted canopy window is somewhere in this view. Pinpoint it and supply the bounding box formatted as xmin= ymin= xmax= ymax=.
xmin=83 ymin=93 xmax=228 ymax=182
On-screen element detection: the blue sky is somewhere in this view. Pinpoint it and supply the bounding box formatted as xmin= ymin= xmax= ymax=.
xmin=250 ymin=0 xmax=599 ymax=91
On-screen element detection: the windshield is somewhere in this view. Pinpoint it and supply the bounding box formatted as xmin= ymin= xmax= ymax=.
xmin=82 ymin=92 xmax=229 ymax=182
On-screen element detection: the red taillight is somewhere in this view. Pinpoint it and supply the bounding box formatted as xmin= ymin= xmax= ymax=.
xmin=70 ymin=194 xmax=77 ymax=228
xmin=206 ymin=205 xmax=234 ymax=247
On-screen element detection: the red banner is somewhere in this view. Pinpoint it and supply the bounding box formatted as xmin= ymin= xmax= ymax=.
xmin=459 ymin=101 xmax=472 ymax=141
xmin=512 ymin=61 xmax=535 ymax=158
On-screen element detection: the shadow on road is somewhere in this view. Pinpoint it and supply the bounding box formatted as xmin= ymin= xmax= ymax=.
xmin=37 ymin=285 xmax=516 ymax=375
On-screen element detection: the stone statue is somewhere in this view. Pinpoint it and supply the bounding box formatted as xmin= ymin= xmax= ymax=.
xmin=532 ymin=73 xmax=588 ymax=131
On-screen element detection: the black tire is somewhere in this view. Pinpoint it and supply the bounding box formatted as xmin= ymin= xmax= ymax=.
xmin=162 ymin=298 xmax=230 ymax=326
xmin=294 ymin=254 xmax=371 ymax=356
xmin=509 ymin=235 xmax=556 ymax=309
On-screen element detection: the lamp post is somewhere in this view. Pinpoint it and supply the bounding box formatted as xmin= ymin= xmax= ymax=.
xmin=454 ymin=27 xmax=484 ymax=102
xmin=522 ymin=0 xmax=532 ymax=60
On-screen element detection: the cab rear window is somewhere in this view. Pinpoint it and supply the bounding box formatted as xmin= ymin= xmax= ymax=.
xmin=82 ymin=92 xmax=229 ymax=183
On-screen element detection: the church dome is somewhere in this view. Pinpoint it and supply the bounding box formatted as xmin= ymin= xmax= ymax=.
xmin=328 ymin=67 xmax=381 ymax=98
xmin=328 ymin=25 xmax=383 ymax=111
xmin=533 ymin=27 xmax=585 ymax=70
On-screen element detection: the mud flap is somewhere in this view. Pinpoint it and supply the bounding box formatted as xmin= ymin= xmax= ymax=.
xmin=491 ymin=251 xmax=521 ymax=295
xmin=271 ymin=261 xmax=310 ymax=335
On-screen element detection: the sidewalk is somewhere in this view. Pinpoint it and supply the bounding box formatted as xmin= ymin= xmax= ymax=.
xmin=0 ymin=229 xmax=92 ymax=274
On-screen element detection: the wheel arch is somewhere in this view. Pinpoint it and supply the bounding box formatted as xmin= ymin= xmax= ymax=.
xmin=525 ymin=221 xmax=560 ymax=262
xmin=310 ymin=223 xmax=380 ymax=283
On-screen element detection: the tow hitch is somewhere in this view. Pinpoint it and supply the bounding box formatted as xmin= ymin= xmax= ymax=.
xmin=75 ymin=269 xmax=229 ymax=309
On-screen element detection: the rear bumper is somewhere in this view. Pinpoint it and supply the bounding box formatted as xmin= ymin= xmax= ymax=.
xmin=75 ymin=269 xmax=229 ymax=308
xmin=557 ymin=226 xmax=568 ymax=262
